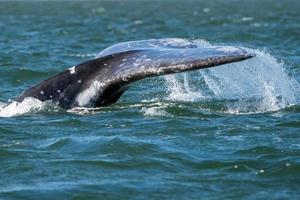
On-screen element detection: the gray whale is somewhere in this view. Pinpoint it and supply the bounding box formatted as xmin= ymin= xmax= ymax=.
xmin=16 ymin=39 xmax=255 ymax=109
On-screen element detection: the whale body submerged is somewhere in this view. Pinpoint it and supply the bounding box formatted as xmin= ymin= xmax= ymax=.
xmin=16 ymin=39 xmax=255 ymax=109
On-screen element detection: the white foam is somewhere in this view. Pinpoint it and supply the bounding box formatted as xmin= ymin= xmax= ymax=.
xmin=67 ymin=107 xmax=102 ymax=115
xmin=141 ymin=102 xmax=172 ymax=117
xmin=141 ymin=107 xmax=170 ymax=117
xmin=0 ymin=98 xmax=45 ymax=117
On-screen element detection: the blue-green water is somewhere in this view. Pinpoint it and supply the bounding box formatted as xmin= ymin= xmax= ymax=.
xmin=1 ymin=0 xmax=300 ymax=199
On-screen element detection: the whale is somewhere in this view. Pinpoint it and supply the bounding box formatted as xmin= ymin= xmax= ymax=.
xmin=15 ymin=39 xmax=255 ymax=110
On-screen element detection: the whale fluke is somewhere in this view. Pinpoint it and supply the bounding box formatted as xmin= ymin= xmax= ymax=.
xmin=16 ymin=39 xmax=255 ymax=109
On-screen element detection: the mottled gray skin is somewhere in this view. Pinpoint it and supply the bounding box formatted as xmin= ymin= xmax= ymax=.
xmin=16 ymin=39 xmax=255 ymax=109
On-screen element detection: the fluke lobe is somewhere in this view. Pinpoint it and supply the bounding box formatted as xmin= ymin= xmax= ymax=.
xmin=16 ymin=38 xmax=255 ymax=109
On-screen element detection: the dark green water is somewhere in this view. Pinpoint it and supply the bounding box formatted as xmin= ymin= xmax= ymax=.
xmin=1 ymin=0 xmax=300 ymax=199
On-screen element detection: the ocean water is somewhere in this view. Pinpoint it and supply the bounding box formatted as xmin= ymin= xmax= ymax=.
xmin=1 ymin=0 xmax=300 ymax=199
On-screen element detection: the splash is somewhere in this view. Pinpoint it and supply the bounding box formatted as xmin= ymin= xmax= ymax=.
xmin=0 ymin=98 xmax=60 ymax=117
xmin=164 ymin=39 xmax=300 ymax=114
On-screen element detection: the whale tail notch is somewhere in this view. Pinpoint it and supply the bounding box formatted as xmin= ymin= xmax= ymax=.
xmin=16 ymin=39 xmax=255 ymax=109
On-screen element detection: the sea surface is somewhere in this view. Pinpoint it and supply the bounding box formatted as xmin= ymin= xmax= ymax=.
xmin=0 ymin=0 xmax=300 ymax=199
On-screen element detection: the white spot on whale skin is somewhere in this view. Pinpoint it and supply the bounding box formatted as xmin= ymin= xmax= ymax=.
xmin=78 ymin=80 xmax=82 ymax=84
xmin=69 ymin=66 xmax=76 ymax=74
xmin=76 ymin=80 xmax=105 ymax=107
xmin=40 ymin=91 xmax=44 ymax=95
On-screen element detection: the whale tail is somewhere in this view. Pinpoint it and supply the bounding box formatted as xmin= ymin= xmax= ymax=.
xmin=16 ymin=39 xmax=255 ymax=109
